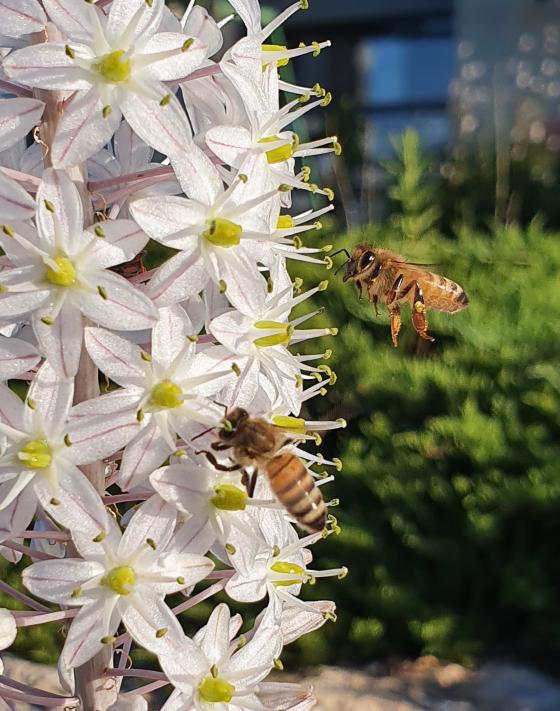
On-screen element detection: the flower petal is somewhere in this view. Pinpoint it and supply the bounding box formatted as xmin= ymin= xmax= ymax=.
xmin=85 ymin=220 xmax=149 ymax=270
xmin=0 ymin=170 xmax=36 ymax=221
xmin=205 ymin=125 xmax=252 ymax=169
xmin=171 ymin=143 xmax=223 ymax=205
xmin=36 ymin=168 xmax=83 ymax=254
xmin=199 ymin=602 xmax=231 ymax=666
xmin=3 ymin=43 xmax=93 ymax=90
xmin=35 ymin=462 xmax=109 ymax=541
xmin=0 ymin=335 xmax=40 ymax=380
xmin=42 ymin=0 xmax=93 ymax=42
xmin=129 ymin=195 xmax=204 ymax=249
xmin=22 ymin=558 xmax=105 ymax=605
xmin=152 ymin=304 xmax=193 ymax=369
xmin=118 ymin=495 xmax=176 ymax=559
xmin=61 ymin=593 xmax=120 ymax=669
xmin=139 ymin=34 xmax=207 ymax=82
xmin=33 ymin=301 xmax=83 ymax=378
xmin=146 ymin=248 xmax=208 ymax=307
xmin=118 ymin=420 xmax=173 ymax=491
xmin=1 ymin=0 xmax=47 ymax=39
xmin=78 ymin=270 xmax=157 ymax=331
xmin=24 ymin=359 xmax=73 ymax=439
xmin=84 ymin=327 xmax=146 ymax=386
xmin=51 ymin=88 xmax=122 ymax=169
xmin=121 ymin=590 xmax=194 ymax=662
xmin=106 ymin=0 xmax=163 ymax=48
xmin=119 ymin=89 xmax=192 ymax=161
xmin=0 ymin=98 xmax=45 ymax=152
xmin=0 ymin=484 xmax=36 ymax=543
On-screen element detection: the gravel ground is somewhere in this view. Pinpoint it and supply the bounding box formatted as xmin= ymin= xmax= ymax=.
xmin=4 ymin=654 xmax=560 ymax=710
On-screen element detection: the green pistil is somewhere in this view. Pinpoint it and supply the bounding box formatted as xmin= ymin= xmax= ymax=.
xmin=253 ymin=320 xmax=292 ymax=348
xmin=259 ymin=135 xmax=295 ymax=164
xmin=203 ymin=218 xmax=242 ymax=247
xmin=96 ymin=50 xmax=131 ymax=83
xmin=103 ymin=566 xmax=136 ymax=595
xmin=211 ymin=484 xmax=248 ymax=511
xmin=45 ymin=256 xmax=76 ymax=287
xmin=270 ymin=560 xmax=305 ymax=587
xmin=17 ymin=439 xmax=52 ymax=469
xmin=198 ymin=676 xmax=235 ymax=703
xmin=148 ymin=380 xmax=183 ymax=410
xmin=262 ymin=44 xmax=289 ymax=67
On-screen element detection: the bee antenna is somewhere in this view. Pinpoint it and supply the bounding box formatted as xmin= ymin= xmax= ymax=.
xmin=191 ymin=425 xmax=216 ymax=442
xmin=334 ymin=260 xmax=349 ymax=276
xmin=211 ymin=400 xmax=229 ymax=416
xmin=331 ymin=248 xmax=351 ymax=276
xmin=330 ymin=249 xmax=350 ymax=260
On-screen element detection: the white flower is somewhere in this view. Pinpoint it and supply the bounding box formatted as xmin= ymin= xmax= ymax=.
xmin=0 ymin=361 xmax=126 ymax=545
xmin=0 ymin=168 xmax=157 ymax=376
xmin=76 ymin=307 xmax=234 ymax=490
xmin=22 ymin=495 xmax=214 ymax=671
xmin=151 ymin=453 xmax=263 ymax=556
xmin=0 ymin=169 xmax=36 ymax=222
xmin=130 ymin=148 xmax=278 ymax=309
xmin=226 ymin=504 xmax=346 ymax=611
xmin=209 ymin=263 xmax=334 ymax=413
xmin=0 ymin=137 xmax=44 ymax=178
xmin=0 ymin=608 xmax=17 ymax=650
xmin=4 ymin=0 xmax=207 ymax=166
xmin=159 ymin=602 xmax=282 ymax=711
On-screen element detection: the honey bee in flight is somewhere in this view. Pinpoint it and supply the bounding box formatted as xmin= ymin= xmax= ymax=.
xmin=337 ymin=244 xmax=469 ymax=347
xmin=198 ymin=408 xmax=326 ymax=533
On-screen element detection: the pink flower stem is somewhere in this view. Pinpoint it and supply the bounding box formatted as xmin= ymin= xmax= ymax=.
xmin=0 ymin=166 xmax=41 ymax=189
xmin=89 ymin=165 xmax=175 ymax=191
xmin=106 ymin=668 xmax=167 ymax=681
xmin=0 ymin=80 xmax=32 ymax=98
xmin=103 ymin=493 xmax=151 ymax=505
xmin=14 ymin=608 xmax=78 ymax=627
xmin=16 ymin=530 xmax=69 ymax=541
xmin=206 ymin=570 xmax=235 ymax=580
xmin=0 ymin=580 xmax=50 ymax=612
xmin=173 ymin=64 xmax=223 ymax=83
xmin=1 ymin=541 xmax=55 ymax=560
xmin=172 ymin=581 xmax=226 ymax=616
xmin=121 ymin=679 xmax=169 ymax=697
xmin=0 ymin=677 xmax=79 ymax=707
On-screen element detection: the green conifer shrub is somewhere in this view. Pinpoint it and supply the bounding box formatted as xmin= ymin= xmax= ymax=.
xmin=292 ymin=220 xmax=560 ymax=666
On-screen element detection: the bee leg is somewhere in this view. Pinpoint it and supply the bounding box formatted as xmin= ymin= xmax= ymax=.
xmin=372 ymin=294 xmax=379 ymax=316
xmin=247 ymin=468 xmax=259 ymax=497
xmin=411 ymin=282 xmax=435 ymax=342
xmin=356 ymin=281 xmax=363 ymax=300
xmin=386 ymin=274 xmax=404 ymax=306
xmin=211 ymin=441 xmax=233 ymax=451
xmin=389 ymin=304 xmax=401 ymax=347
xmin=195 ymin=449 xmax=241 ymax=471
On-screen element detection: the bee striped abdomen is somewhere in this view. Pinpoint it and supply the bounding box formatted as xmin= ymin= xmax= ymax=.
xmin=266 ymin=452 xmax=326 ymax=533
xmin=422 ymin=273 xmax=469 ymax=313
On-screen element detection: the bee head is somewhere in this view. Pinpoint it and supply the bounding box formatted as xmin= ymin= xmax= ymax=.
xmin=219 ymin=407 xmax=249 ymax=440
xmin=343 ymin=244 xmax=381 ymax=282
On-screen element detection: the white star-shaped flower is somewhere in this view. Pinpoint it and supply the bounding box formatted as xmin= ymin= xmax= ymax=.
xmin=22 ymin=495 xmax=214 ymax=672
xmin=4 ymin=0 xmax=206 ymax=166
xmin=0 ymin=168 xmax=157 ymax=376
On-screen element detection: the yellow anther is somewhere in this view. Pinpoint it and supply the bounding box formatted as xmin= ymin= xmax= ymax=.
xmin=262 ymin=44 xmax=289 ymax=67
xmin=277 ymin=215 xmax=295 ymax=229
xmin=271 ymin=415 xmax=306 ymax=430
xmin=271 ymin=561 xmax=306 ymax=586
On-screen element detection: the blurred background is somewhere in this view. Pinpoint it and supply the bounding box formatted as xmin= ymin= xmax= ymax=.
xmin=4 ymin=0 xmax=560 ymax=707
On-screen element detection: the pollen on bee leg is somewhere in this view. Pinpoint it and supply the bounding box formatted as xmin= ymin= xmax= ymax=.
xmin=414 ymin=301 xmax=426 ymax=314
